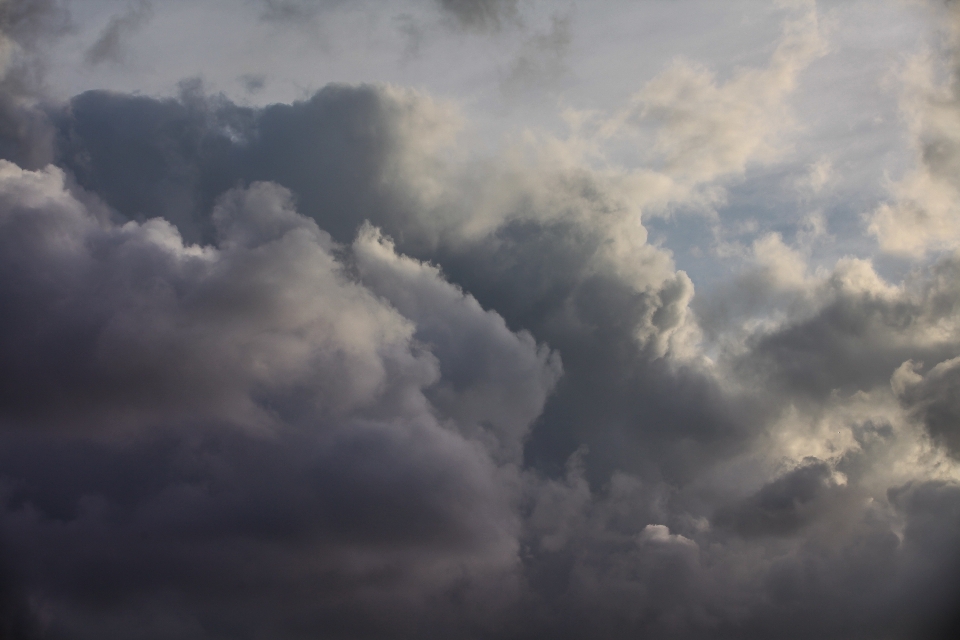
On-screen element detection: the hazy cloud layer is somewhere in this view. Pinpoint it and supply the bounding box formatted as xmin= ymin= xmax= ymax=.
xmin=1 ymin=2 xmax=960 ymax=639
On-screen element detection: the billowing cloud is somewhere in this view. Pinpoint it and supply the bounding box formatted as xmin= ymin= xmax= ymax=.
xmin=894 ymin=355 xmax=960 ymax=458
xmin=0 ymin=160 xmax=563 ymax=637
xmin=1 ymin=2 xmax=960 ymax=639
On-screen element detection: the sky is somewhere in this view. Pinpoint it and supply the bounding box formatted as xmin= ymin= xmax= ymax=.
xmin=1 ymin=0 xmax=960 ymax=638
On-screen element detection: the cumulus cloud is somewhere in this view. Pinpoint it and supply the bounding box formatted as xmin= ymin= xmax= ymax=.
xmin=0 ymin=166 xmax=424 ymax=430
xmin=894 ymin=356 xmax=960 ymax=458
xmin=0 ymin=160 xmax=566 ymax=637
xmin=728 ymin=252 xmax=960 ymax=404
xmin=353 ymin=223 xmax=562 ymax=462
xmin=1 ymin=2 xmax=960 ymax=638
xmin=53 ymin=82 xmax=461 ymax=246
xmin=0 ymin=158 xmax=560 ymax=443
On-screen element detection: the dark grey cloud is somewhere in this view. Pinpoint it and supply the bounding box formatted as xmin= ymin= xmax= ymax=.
xmin=511 ymin=448 xmax=960 ymax=640
xmin=51 ymin=84 xmax=742 ymax=480
xmin=0 ymin=159 xmax=556 ymax=637
xmin=0 ymin=551 xmax=40 ymax=640
xmin=434 ymin=223 xmax=751 ymax=484
xmin=713 ymin=458 xmax=845 ymax=537
xmin=0 ymin=162 xmax=558 ymax=443
xmin=0 ymin=424 xmax=519 ymax=639
xmin=718 ymin=254 xmax=960 ymax=406
xmin=895 ymin=355 xmax=960 ymax=458
xmin=53 ymin=83 xmax=434 ymax=245
xmin=887 ymin=480 xmax=960 ymax=639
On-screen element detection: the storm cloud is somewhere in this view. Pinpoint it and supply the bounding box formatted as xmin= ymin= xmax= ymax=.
xmin=1 ymin=1 xmax=959 ymax=639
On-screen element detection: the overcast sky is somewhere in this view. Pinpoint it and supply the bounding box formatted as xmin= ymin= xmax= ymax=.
xmin=2 ymin=1 xmax=960 ymax=638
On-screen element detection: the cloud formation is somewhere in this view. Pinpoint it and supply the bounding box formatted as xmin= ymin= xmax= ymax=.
xmin=83 ymin=1 xmax=152 ymax=66
xmin=1 ymin=2 xmax=960 ymax=639
xmin=869 ymin=2 xmax=960 ymax=256
xmin=0 ymin=160 xmax=558 ymax=638
xmin=436 ymin=0 xmax=518 ymax=31
xmin=0 ymin=0 xmax=68 ymax=170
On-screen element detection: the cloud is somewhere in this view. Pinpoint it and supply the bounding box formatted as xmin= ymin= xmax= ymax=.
xmin=1 ymin=3 xmax=960 ymax=637
xmin=5 ymin=78 xmax=747 ymax=636
xmin=796 ymin=157 xmax=833 ymax=194
xmin=727 ymin=252 xmax=960 ymax=405
xmin=0 ymin=158 xmax=559 ymax=441
xmin=868 ymin=2 xmax=960 ymax=256
xmin=511 ymin=437 xmax=960 ymax=640
xmin=83 ymin=1 xmax=152 ymax=66
xmin=0 ymin=161 xmax=565 ymax=637
xmin=0 ymin=166 xmax=419 ymax=430
xmin=500 ymin=13 xmax=572 ymax=97
xmin=16 ymin=66 xmax=957 ymax=637
xmin=258 ymin=0 xmax=340 ymax=23
xmin=436 ymin=0 xmax=518 ymax=31
xmin=620 ymin=4 xmax=826 ymax=188
xmin=53 ymin=83 xmax=461 ymax=246
xmin=713 ymin=458 xmax=848 ymax=537
xmin=0 ymin=0 xmax=70 ymax=169
xmin=894 ymin=356 xmax=960 ymax=458
xmin=0 ymin=0 xmax=69 ymax=63
xmin=239 ymin=72 xmax=266 ymax=94
xmin=353 ymin=223 xmax=562 ymax=463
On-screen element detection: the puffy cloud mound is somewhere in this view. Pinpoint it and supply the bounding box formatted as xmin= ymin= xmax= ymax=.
xmin=0 ymin=160 xmax=562 ymax=638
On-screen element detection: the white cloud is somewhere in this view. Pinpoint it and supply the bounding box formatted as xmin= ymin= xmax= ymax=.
xmin=602 ymin=4 xmax=826 ymax=199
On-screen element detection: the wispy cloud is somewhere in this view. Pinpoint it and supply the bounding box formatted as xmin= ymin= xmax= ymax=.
xmin=84 ymin=1 xmax=152 ymax=66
